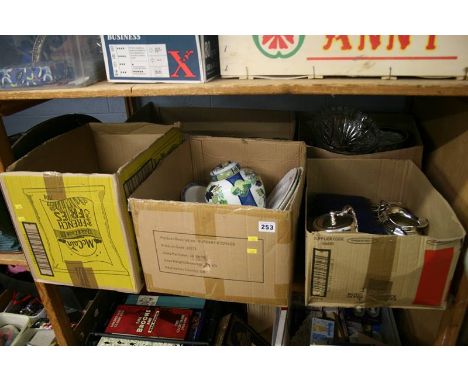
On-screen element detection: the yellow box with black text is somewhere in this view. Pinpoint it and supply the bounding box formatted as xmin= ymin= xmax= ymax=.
xmin=0 ymin=123 xmax=182 ymax=292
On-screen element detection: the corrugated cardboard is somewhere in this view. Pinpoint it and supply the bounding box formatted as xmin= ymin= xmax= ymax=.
xmin=220 ymin=35 xmax=468 ymax=79
xmin=305 ymin=159 xmax=465 ymax=309
xmin=0 ymin=123 xmax=183 ymax=292
xmin=131 ymin=104 xmax=296 ymax=140
xmin=159 ymin=107 xmax=296 ymax=140
xmin=129 ymin=136 xmax=306 ymax=306
xmin=297 ymin=112 xmax=424 ymax=168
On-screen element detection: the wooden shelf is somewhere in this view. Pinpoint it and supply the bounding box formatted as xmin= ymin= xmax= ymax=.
xmin=0 ymin=78 xmax=468 ymax=100
xmin=0 ymin=251 xmax=28 ymax=268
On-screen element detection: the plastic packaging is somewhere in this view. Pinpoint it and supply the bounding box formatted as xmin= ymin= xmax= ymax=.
xmin=310 ymin=106 xmax=380 ymax=154
xmin=0 ymin=36 xmax=105 ymax=89
xmin=306 ymin=106 xmax=412 ymax=154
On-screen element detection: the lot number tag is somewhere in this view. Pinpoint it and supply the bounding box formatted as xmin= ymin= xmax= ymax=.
xmin=259 ymin=221 xmax=276 ymax=233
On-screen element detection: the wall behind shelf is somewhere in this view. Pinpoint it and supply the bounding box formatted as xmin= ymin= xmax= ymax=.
xmin=3 ymin=97 xmax=128 ymax=136
xmin=136 ymin=94 xmax=410 ymax=112
xmin=3 ymin=94 xmax=410 ymax=137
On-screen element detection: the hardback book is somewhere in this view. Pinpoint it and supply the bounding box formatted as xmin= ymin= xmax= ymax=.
xmin=105 ymin=304 xmax=192 ymax=340
xmin=125 ymin=294 xmax=205 ymax=309
xmin=97 ymin=336 xmax=181 ymax=346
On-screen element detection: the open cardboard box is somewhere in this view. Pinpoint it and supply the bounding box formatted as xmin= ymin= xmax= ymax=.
xmin=128 ymin=103 xmax=296 ymax=140
xmin=305 ymin=159 xmax=465 ymax=309
xmin=0 ymin=123 xmax=182 ymax=292
xmin=129 ymin=136 xmax=306 ymax=306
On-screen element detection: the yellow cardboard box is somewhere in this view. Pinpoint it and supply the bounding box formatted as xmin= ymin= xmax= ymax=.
xmin=0 ymin=123 xmax=182 ymax=292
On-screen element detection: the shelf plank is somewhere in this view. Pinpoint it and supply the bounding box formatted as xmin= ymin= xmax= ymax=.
xmin=130 ymin=78 xmax=468 ymax=97
xmin=0 ymin=82 xmax=133 ymax=100
xmin=0 ymin=251 xmax=28 ymax=268
xmin=0 ymin=78 xmax=467 ymax=100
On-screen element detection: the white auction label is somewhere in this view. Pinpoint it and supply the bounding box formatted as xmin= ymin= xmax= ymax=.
xmin=109 ymin=44 xmax=170 ymax=78
xmin=258 ymin=221 xmax=276 ymax=233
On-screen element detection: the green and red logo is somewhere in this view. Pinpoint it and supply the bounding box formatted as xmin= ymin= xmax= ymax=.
xmin=253 ymin=35 xmax=305 ymax=58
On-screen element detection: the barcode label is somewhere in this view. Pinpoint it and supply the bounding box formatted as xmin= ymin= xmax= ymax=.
xmin=311 ymin=248 xmax=331 ymax=297
xmin=123 ymin=159 xmax=155 ymax=198
xmin=22 ymin=222 xmax=53 ymax=276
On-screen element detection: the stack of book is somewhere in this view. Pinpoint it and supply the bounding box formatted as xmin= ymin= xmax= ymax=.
xmin=95 ymin=294 xmax=269 ymax=346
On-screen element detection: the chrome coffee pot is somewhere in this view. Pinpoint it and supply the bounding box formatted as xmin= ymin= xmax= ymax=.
xmin=312 ymin=205 xmax=359 ymax=233
xmin=375 ymin=201 xmax=429 ymax=236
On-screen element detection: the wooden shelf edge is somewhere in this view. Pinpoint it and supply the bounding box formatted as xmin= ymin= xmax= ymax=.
xmin=0 ymin=251 xmax=29 ymax=268
xmin=0 ymin=78 xmax=467 ymax=100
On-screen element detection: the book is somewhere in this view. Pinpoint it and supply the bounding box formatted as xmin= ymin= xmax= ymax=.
xmin=125 ymin=294 xmax=205 ymax=309
xmin=186 ymin=310 xmax=206 ymax=342
xmin=272 ymin=307 xmax=288 ymax=346
xmin=97 ymin=336 xmax=181 ymax=346
xmin=105 ymin=304 xmax=192 ymax=340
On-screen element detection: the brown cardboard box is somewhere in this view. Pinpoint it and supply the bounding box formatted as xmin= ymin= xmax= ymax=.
xmin=0 ymin=123 xmax=182 ymax=292
xmin=129 ymin=136 xmax=306 ymax=306
xmin=154 ymin=106 xmax=295 ymax=140
xmin=297 ymin=112 xmax=424 ymax=168
xmin=305 ymin=159 xmax=465 ymax=309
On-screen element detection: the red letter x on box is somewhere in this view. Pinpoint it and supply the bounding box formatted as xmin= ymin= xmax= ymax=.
xmin=169 ymin=50 xmax=196 ymax=78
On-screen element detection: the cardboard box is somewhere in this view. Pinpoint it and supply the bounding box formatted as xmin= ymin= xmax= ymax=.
xmin=101 ymin=35 xmax=219 ymax=83
xmin=0 ymin=123 xmax=183 ymax=292
xmin=305 ymin=159 xmax=465 ymax=309
xmin=220 ymin=35 xmax=468 ymax=79
xmin=155 ymin=106 xmax=296 ymax=140
xmin=297 ymin=112 xmax=424 ymax=168
xmin=129 ymin=136 xmax=306 ymax=306
xmin=127 ymin=103 xmax=296 ymax=140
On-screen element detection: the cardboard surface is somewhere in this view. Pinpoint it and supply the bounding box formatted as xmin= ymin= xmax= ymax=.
xmin=101 ymin=35 xmax=219 ymax=83
xmin=305 ymin=159 xmax=465 ymax=308
xmin=0 ymin=123 xmax=182 ymax=292
xmin=130 ymin=136 xmax=306 ymax=306
xmin=297 ymin=112 xmax=424 ymax=168
xmin=155 ymin=107 xmax=295 ymax=140
xmin=220 ymin=35 xmax=468 ymax=79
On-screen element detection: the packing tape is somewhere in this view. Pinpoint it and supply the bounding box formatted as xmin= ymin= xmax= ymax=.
xmin=276 ymin=214 xmax=292 ymax=245
xmin=248 ymin=236 xmax=258 ymax=242
xmin=144 ymin=272 xmax=207 ymax=299
xmin=204 ymin=277 xmax=226 ymax=299
xmin=66 ymin=260 xmax=99 ymax=289
xmin=247 ymin=248 xmax=257 ymax=254
xmin=364 ymin=237 xmax=397 ymax=303
xmin=144 ymin=273 xmax=289 ymax=306
xmin=194 ymin=206 xmax=217 ymax=238
xmin=44 ymin=173 xmax=66 ymax=200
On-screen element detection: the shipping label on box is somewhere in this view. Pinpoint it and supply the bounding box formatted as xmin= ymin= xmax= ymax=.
xmin=102 ymin=35 xmax=219 ymax=83
xmin=220 ymin=35 xmax=468 ymax=79
xmin=0 ymin=123 xmax=182 ymax=292
xmin=305 ymin=159 xmax=466 ymax=309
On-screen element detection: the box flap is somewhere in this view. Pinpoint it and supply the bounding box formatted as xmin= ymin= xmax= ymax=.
xmin=7 ymin=126 xmax=99 ymax=173
xmin=156 ymin=107 xmax=295 ymax=139
xmin=190 ymin=136 xmax=306 ymax=193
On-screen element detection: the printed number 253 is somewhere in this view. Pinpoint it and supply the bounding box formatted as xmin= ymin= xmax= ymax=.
xmin=259 ymin=221 xmax=276 ymax=233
